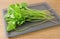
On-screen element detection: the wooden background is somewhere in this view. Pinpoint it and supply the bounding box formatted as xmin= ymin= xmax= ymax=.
xmin=0 ymin=0 xmax=60 ymax=39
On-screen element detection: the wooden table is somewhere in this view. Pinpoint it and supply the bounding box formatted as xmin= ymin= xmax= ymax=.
xmin=0 ymin=0 xmax=60 ymax=39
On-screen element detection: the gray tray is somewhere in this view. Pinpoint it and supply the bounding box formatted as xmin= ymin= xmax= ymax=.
xmin=3 ymin=2 xmax=60 ymax=37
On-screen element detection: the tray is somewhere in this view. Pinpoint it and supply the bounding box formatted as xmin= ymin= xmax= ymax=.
xmin=3 ymin=2 xmax=60 ymax=37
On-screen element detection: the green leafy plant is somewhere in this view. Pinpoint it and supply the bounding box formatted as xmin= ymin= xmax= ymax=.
xmin=5 ymin=2 xmax=54 ymax=32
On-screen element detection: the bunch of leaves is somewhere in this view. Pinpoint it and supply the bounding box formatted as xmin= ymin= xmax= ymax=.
xmin=5 ymin=2 xmax=54 ymax=32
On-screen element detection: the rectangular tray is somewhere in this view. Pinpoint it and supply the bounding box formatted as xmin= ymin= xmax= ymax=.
xmin=3 ymin=2 xmax=60 ymax=37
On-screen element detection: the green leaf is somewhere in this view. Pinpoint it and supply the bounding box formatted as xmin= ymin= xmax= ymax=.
xmin=7 ymin=21 xmax=16 ymax=32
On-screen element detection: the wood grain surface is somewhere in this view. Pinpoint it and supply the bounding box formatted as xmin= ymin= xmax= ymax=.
xmin=0 ymin=0 xmax=60 ymax=39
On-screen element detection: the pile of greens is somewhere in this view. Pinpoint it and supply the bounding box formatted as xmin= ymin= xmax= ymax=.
xmin=5 ymin=2 xmax=54 ymax=32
